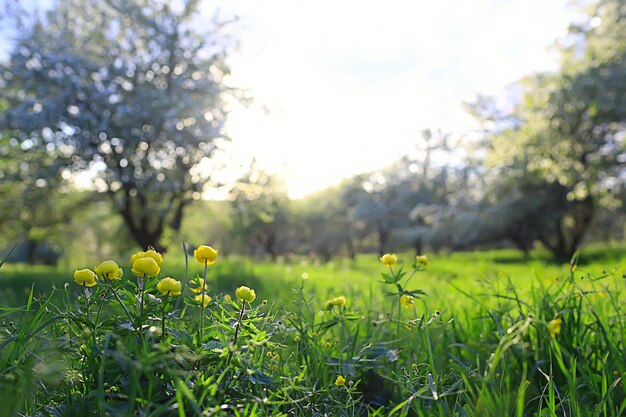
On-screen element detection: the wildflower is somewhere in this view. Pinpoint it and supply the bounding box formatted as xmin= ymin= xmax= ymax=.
xmin=190 ymin=277 xmax=209 ymax=293
xmin=131 ymin=248 xmax=163 ymax=268
xmin=74 ymin=269 xmax=97 ymax=287
xmin=548 ymin=318 xmax=562 ymax=337
xmin=380 ymin=253 xmax=397 ymax=267
xmin=335 ymin=375 xmax=346 ymax=387
xmin=571 ymin=264 xmax=578 ymax=272
xmin=156 ymin=277 xmax=182 ymax=296
xmin=131 ymin=257 xmax=160 ymax=277
xmin=416 ymin=255 xmax=429 ymax=266
xmin=325 ymin=342 xmax=333 ymax=349
xmin=223 ymin=294 xmax=232 ymax=303
xmin=235 ymin=286 xmax=256 ymax=303
xmin=194 ymin=245 xmax=218 ymax=265
xmin=332 ymin=296 xmax=347 ymax=307
xmin=195 ymin=293 xmax=212 ymax=307
xmin=400 ymin=294 xmax=414 ymax=308
xmin=94 ymin=260 xmax=123 ymax=280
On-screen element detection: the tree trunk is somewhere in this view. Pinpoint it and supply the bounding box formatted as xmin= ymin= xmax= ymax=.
xmin=413 ymin=238 xmax=423 ymax=257
xmin=377 ymin=227 xmax=390 ymax=257
xmin=25 ymin=239 xmax=38 ymax=265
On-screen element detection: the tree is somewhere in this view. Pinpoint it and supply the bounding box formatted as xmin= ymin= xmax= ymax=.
xmin=469 ymin=0 xmax=626 ymax=259
xmin=0 ymin=0 xmax=236 ymax=250
xmin=229 ymin=165 xmax=291 ymax=260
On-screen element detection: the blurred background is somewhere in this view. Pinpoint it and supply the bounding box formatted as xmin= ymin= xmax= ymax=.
xmin=0 ymin=0 xmax=624 ymax=268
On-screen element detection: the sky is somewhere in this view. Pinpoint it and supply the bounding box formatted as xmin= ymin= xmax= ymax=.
xmin=209 ymin=0 xmax=577 ymax=198
xmin=1 ymin=0 xmax=579 ymax=198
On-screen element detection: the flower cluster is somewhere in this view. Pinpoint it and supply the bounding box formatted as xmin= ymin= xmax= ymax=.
xmin=72 ymin=244 xmax=257 ymax=331
xmin=325 ymin=295 xmax=347 ymax=309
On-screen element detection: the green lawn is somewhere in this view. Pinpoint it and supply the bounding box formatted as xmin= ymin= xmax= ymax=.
xmin=1 ymin=243 xmax=625 ymax=416
xmin=2 ymin=244 xmax=624 ymax=307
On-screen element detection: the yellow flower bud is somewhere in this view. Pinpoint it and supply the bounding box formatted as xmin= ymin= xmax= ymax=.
xmin=194 ymin=245 xmax=218 ymax=265
xmin=235 ymin=286 xmax=256 ymax=303
xmin=400 ymin=294 xmax=414 ymax=308
xmin=335 ymin=375 xmax=346 ymax=387
xmin=380 ymin=253 xmax=397 ymax=267
xmin=331 ymin=296 xmax=347 ymax=307
xmin=94 ymin=260 xmax=123 ymax=280
xmin=131 ymin=257 xmax=160 ymax=277
xmin=74 ymin=269 xmax=97 ymax=287
xmin=156 ymin=277 xmax=182 ymax=296
xmin=131 ymin=249 xmax=163 ymax=267
xmin=195 ymin=293 xmax=212 ymax=307
xmin=548 ymin=318 xmax=562 ymax=337
xmin=416 ymin=255 xmax=429 ymax=266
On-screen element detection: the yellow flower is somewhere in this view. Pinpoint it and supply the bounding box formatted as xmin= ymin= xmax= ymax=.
xmin=416 ymin=255 xmax=429 ymax=266
xmin=325 ymin=342 xmax=333 ymax=349
xmin=335 ymin=375 xmax=346 ymax=387
xmin=156 ymin=277 xmax=182 ymax=296
xmin=548 ymin=318 xmax=562 ymax=337
xmin=195 ymin=293 xmax=212 ymax=307
xmin=74 ymin=269 xmax=97 ymax=287
xmin=194 ymin=245 xmax=218 ymax=265
xmin=571 ymin=264 xmax=577 ymax=272
xmin=94 ymin=260 xmax=123 ymax=280
xmin=400 ymin=294 xmax=414 ymax=308
xmin=331 ymin=296 xmax=347 ymax=307
xmin=131 ymin=257 xmax=160 ymax=277
xmin=223 ymin=294 xmax=232 ymax=303
xmin=190 ymin=277 xmax=209 ymax=294
xmin=380 ymin=253 xmax=397 ymax=267
xmin=131 ymin=248 xmax=163 ymax=268
xmin=235 ymin=286 xmax=256 ymax=303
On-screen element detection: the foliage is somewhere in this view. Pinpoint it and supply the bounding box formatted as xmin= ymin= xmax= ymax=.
xmin=1 ymin=243 xmax=625 ymax=416
xmin=229 ymin=165 xmax=290 ymax=260
xmin=0 ymin=0 xmax=237 ymax=250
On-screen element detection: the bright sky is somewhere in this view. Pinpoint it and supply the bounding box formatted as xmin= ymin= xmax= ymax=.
xmin=212 ymin=0 xmax=575 ymax=198
xmin=1 ymin=0 xmax=578 ymax=199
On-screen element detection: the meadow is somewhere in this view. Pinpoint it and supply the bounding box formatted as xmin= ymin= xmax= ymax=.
xmin=0 ymin=243 xmax=625 ymax=416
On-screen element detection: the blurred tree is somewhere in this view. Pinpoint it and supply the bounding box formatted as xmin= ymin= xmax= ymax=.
xmin=0 ymin=125 xmax=94 ymax=263
xmin=229 ymin=164 xmax=290 ymax=261
xmin=0 ymin=0 xmax=237 ymax=250
xmin=470 ymin=0 xmax=626 ymax=259
xmin=297 ymin=185 xmax=358 ymax=262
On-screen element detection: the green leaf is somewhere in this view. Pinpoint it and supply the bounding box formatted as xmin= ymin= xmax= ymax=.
xmin=0 ymin=245 xmax=17 ymax=270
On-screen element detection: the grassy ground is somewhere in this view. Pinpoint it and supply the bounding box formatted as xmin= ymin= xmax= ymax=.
xmin=1 ymin=244 xmax=625 ymax=416
xmin=2 ymin=244 xmax=623 ymax=306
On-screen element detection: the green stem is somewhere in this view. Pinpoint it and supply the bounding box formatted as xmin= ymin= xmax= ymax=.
xmin=93 ymin=287 xmax=111 ymax=333
xmin=396 ymin=294 xmax=402 ymax=342
xmin=139 ymin=274 xmax=146 ymax=317
xmin=161 ymin=298 xmax=167 ymax=342
xmin=199 ymin=260 xmax=208 ymax=343
xmin=105 ymin=278 xmax=137 ymax=332
xmin=226 ymin=300 xmax=246 ymax=368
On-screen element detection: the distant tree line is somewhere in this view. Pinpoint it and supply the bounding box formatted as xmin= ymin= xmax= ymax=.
xmin=0 ymin=0 xmax=624 ymax=263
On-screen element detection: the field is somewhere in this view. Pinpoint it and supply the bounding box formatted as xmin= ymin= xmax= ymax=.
xmin=0 ymin=244 xmax=625 ymax=416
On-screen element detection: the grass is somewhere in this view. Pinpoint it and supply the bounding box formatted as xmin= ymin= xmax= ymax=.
xmin=0 ymin=244 xmax=625 ymax=416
